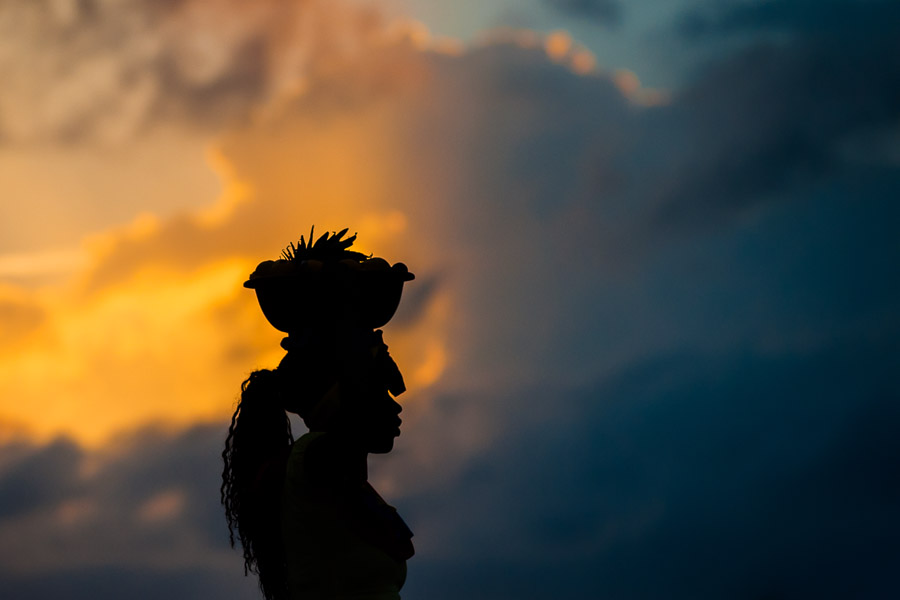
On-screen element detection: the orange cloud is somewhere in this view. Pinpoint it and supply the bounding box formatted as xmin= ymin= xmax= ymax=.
xmin=0 ymin=59 xmax=453 ymax=445
xmin=1 ymin=15 xmax=652 ymax=449
xmin=0 ymin=258 xmax=281 ymax=445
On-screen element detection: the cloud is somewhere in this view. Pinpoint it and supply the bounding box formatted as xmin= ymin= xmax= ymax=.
xmin=0 ymin=0 xmax=384 ymax=145
xmin=3 ymin=0 xmax=899 ymax=442
xmin=45 ymin=36 xmax=663 ymax=414
xmin=1 ymin=2 xmax=898 ymax=597
xmin=544 ymin=0 xmax=622 ymax=26
xmin=0 ymin=133 xmax=222 ymax=258
xmin=0 ymin=290 xmax=46 ymax=348
xmin=616 ymin=1 xmax=895 ymax=237
xmin=0 ymin=424 xmax=236 ymax=573
xmin=648 ymin=52 xmax=899 ymax=229
xmin=0 ymin=255 xmax=297 ymax=444
xmin=2 ymin=336 xmax=897 ymax=598
xmin=681 ymin=0 xmax=900 ymax=37
xmin=0 ymin=438 xmax=82 ymax=520
xmin=0 ymin=566 xmax=259 ymax=600
xmin=397 ymin=339 xmax=900 ymax=599
xmin=0 ymin=425 xmax=264 ymax=599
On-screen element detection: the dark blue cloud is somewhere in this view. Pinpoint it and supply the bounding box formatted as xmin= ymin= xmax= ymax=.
xmin=646 ymin=0 xmax=900 ymax=232
xmin=0 ymin=438 xmax=82 ymax=519
xmin=682 ymin=0 xmax=900 ymax=37
xmin=400 ymin=338 xmax=900 ymax=599
xmin=4 ymin=333 xmax=897 ymax=598
xmin=0 ymin=566 xmax=258 ymax=600
xmin=0 ymin=424 xmax=239 ymax=579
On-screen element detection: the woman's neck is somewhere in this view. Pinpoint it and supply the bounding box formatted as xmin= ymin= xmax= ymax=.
xmin=313 ymin=431 xmax=369 ymax=483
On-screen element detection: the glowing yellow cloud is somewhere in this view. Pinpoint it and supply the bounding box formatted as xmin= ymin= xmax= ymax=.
xmin=0 ymin=258 xmax=281 ymax=445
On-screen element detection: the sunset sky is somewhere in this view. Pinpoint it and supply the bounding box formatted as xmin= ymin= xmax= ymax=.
xmin=1 ymin=1 xmax=899 ymax=598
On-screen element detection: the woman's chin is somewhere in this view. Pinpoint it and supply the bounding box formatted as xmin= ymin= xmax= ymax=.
xmin=368 ymin=435 xmax=397 ymax=454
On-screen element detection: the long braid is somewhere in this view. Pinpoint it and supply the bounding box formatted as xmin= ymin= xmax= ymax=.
xmin=221 ymin=369 xmax=293 ymax=600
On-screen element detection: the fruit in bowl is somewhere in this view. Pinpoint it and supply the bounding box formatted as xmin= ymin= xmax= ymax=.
xmin=244 ymin=228 xmax=414 ymax=333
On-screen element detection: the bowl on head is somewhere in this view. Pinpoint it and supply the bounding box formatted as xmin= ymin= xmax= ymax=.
xmin=245 ymin=259 xmax=414 ymax=333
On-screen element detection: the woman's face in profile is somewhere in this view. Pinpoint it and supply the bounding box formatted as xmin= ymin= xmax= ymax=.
xmin=344 ymin=388 xmax=403 ymax=454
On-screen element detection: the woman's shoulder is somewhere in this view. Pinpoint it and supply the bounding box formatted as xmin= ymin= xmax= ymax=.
xmin=287 ymin=432 xmax=325 ymax=468
xmin=291 ymin=431 xmax=326 ymax=452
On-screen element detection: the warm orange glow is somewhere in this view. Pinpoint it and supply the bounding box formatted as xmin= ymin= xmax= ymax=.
xmin=0 ymin=248 xmax=86 ymax=280
xmin=357 ymin=210 xmax=409 ymax=244
xmin=614 ymin=69 xmax=641 ymax=95
xmin=614 ymin=69 xmax=671 ymax=106
xmin=544 ymin=31 xmax=572 ymax=62
xmin=386 ymin=19 xmax=432 ymax=50
xmin=412 ymin=340 xmax=447 ymax=388
xmin=196 ymin=145 xmax=251 ymax=229
xmin=0 ymin=258 xmax=283 ymax=446
xmin=56 ymin=498 xmax=97 ymax=527
xmin=570 ymin=49 xmax=597 ymax=75
xmin=433 ymin=36 xmax=465 ymax=57
xmin=138 ymin=489 xmax=186 ymax=523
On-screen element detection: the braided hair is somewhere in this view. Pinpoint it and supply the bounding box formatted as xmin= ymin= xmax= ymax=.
xmin=221 ymin=369 xmax=294 ymax=600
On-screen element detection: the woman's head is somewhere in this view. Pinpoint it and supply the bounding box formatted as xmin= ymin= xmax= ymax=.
xmin=275 ymin=330 xmax=405 ymax=453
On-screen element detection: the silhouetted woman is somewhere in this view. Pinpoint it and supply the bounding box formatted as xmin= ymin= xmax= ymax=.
xmin=222 ymin=229 xmax=415 ymax=600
